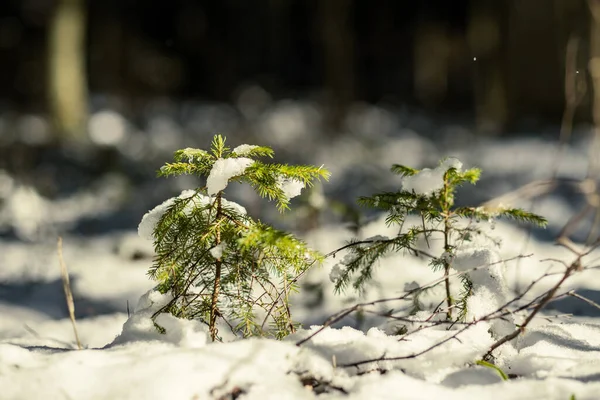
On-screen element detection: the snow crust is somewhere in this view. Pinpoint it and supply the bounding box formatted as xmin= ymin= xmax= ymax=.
xmin=109 ymin=289 xmax=208 ymax=348
xmin=4 ymin=118 xmax=600 ymax=399
xmin=206 ymin=157 xmax=254 ymax=195
xmin=8 ymin=298 xmax=600 ymax=400
xmin=451 ymin=246 xmax=514 ymax=337
xmin=3 ymin=211 xmax=600 ymax=400
xmin=290 ymin=324 xmax=494 ymax=381
xmin=402 ymin=157 xmax=463 ymax=196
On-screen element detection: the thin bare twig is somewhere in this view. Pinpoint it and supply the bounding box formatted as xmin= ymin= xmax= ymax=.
xmin=57 ymin=237 xmax=82 ymax=350
xmin=567 ymin=290 xmax=600 ymax=311
xmin=296 ymin=253 xmax=532 ymax=347
xmin=484 ymin=237 xmax=593 ymax=358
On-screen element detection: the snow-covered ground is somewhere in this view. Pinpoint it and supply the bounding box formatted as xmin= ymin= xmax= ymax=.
xmin=1 ymin=100 xmax=600 ymax=399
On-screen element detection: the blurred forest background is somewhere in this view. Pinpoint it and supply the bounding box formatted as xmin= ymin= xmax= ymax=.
xmin=0 ymin=0 xmax=596 ymax=139
xmin=0 ymin=0 xmax=599 ymax=236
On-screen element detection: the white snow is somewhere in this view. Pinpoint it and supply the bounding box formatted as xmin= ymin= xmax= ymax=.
xmin=2 ymin=185 xmax=47 ymax=240
xmin=109 ymin=289 xmax=209 ymax=348
xmin=277 ymin=175 xmax=305 ymax=199
xmin=446 ymin=245 xmax=514 ymax=337
xmin=13 ymin=301 xmax=600 ymax=400
xmin=179 ymin=147 xmax=207 ymax=162
xmin=329 ymin=236 xmax=388 ymax=284
xmin=329 ymin=264 xmax=347 ymax=283
xmin=233 ymin=144 xmax=259 ymax=155
xmin=138 ymin=190 xmax=247 ymax=241
xmin=1 ymin=224 xmax=599 ymax=400
xmin=363 ymin=235 xmax=390 ymax=242
xmin=206 ymin=157 xmax=255 ymax=195
xmin=290 ymin=323 xmax=494 ymax=380
xmin=402 ymin=157 xmax=463 ymax=196
xmin=210 ymin=243 xmax=225 ymax=259
xmin=137 ymin=189 xmax=197 ymax=240
xmin=4 ymin=118 xmax=600 ymax=399
xmin=0 ymin=175 xmax=129 ymax=241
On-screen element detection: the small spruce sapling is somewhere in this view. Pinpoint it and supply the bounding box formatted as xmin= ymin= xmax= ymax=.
xmin=330 ymin=158 xmax=546 ymax=322
xmin=139 ymin=135 xmax=329 ymax=341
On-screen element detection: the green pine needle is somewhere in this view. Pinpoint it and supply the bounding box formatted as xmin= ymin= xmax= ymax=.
xmin=146 ymin=134 xmax=329 ymax=340
xmin=330 ymin=158 xmax=546 ymax=327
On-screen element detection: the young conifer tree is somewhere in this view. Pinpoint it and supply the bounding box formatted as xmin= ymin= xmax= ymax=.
xmin=330 ymin=158 xmax=546 ymax=321
xmin=141 ymin=135 xmax=329 ymax=341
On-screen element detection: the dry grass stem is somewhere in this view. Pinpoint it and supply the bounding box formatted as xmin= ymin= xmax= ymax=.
xmin=58 ymin=237 xmax=82 ymax=350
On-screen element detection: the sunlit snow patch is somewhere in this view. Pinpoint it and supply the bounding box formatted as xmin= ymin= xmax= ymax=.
xmin=109 ymin=289 xmax=208 ymax=348
xmin=451 ymin=246 xmax=514 ymax=338
xmin=1 ymin=185 xmax=48 ymax=240
xmin=290 ymin=323 xmax=494 ymax=382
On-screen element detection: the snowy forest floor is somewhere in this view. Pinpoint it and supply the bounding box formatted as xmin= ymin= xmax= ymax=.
xmin=1 ymin=101 xmax=600 ymax=399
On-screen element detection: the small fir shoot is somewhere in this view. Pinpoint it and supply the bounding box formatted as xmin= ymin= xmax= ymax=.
xmin=330 ymin=158 xmax=546 ymax=322
xmin=142 ymin=134 xmax=329 ymax=341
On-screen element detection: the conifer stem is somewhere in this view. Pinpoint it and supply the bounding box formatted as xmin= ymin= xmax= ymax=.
xmin=209 ymin=194 xmax=223 ymax=341
xmin=443 ymin=178 xmax=453 ymax=320
xmin=443 ymin=223 xmax=453 ymax=320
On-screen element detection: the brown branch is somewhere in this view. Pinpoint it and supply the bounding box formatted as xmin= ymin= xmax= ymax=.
xmin=339 ymin=320 xmax=477 ymax=368
xmin=484 ymin=261 xmax=578 ymax=358
xmin=567 ymin=290 xmax=600 ymax=311
xmin=209 ymin=194 xmax=223 ymax=341
xmin=296 ymin=253 xmax=532 ymax=347
xmin=484 ymin=237 xmax=591 ymax=358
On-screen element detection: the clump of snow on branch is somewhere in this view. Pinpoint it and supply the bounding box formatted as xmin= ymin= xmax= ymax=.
xmin=276 ymin=175 xmax=305 ymax=199
xmin=138 ymin=190 xmax=247 ymax=241
xmin=138 ymin=189 xmax=194 ymax=240
xmin=329 ymin=252 xmax=357 ymax=283
xmin=217 ymin=197 xmax=247 ymax=216
xmin=402 ymin=157 xmax=463 ymax=196
xmin=363 ymin=235 xmax=390 ymax=242
xmin=329 ymin=236 xmax=389 ymax=283
xmin=232 ymin=144 xmax=258 ymax=155
xmin=206 ymin=157 xmax=254 ymax=195
xmin=209 ymin=243 xmax=225 ymax=259
xmin=329 ymin=264 xmax=346 ymax=283
xmin=180 ymin=147 xmax=207 ymax=162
